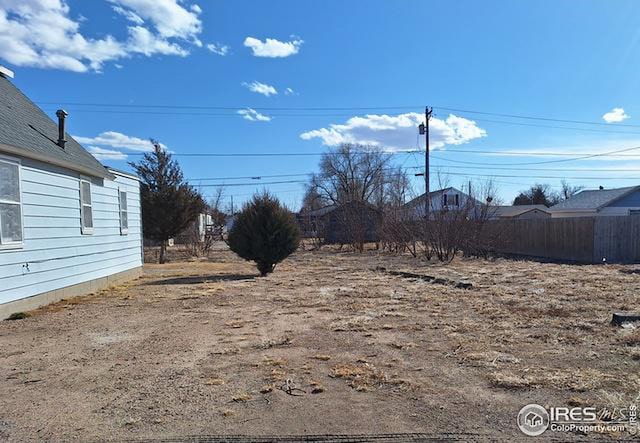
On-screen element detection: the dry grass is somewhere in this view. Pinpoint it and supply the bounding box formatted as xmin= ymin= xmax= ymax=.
xmin=2 ymin=244 xmax=640 ymax=440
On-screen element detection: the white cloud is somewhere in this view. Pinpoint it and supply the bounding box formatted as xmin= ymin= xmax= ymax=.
xmin=109 ymin=0 xmax=202 ymax=42
xmin=88 ymin=146 xmax=129 ymax=161
xmin=75 ymin=131 xmax=163 ymax=152
xmin=242 ymin=81 xmax=277 ymax=97
xmin=284 ymin=87 xmax=296 ymax=96
xmin=300 ymin=113 xmax=486 ymax=150
xmin=206 ymin=42 xmax=229 ymax=56
xmin=603 ymin=107 xmax=630 ymax=123
xmin=243 ymin=36 xmax=303 ymax=58
xmin=237 ymin=108 xmax=271 ymax=122
xmin=0 ymin=0 xmax=203 ymax=72
xmin=111 ymin=5 xmax=144 ymax=25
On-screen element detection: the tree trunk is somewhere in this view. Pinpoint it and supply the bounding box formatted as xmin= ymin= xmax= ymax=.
xmin=159 ymin=242 xmax=166 ymax=264
xmin=257 ymin=261 xmax=274 ymax=276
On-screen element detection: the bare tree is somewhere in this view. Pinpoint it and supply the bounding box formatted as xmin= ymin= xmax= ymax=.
xmin=422 ymin=175 xmax=503 ymax=262
xmin=308 ymin=144 xmax=392 ymax=251
xmin=560 ymin=180 xmax=584 ymax=201
xmin=379 ymin=167 xmax=419 ymax=255
xmin=311 ymin=144 xmax=392 ymax=206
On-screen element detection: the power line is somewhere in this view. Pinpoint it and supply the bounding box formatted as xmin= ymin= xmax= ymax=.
xmin=37 ymin=102 xmax=420 ymax=111
xmin=454 ymin=116 xmax=640 ymax=136
xmin=433 ymin=145 xmax=640 ymax=166
xmin=36 ymin=99 xmax=640 ymax=128
xmin=188 ymin=164 xmax=640 ymax=182
xmin=119 ymin=149 xmax=424 ymax=158
xmin=432 ymin=106 xmax=640 ymax=129
xmin=104 ymin=146 xmax=640 ymax=159
xmin=194 ymin=179 xmax=308 ymax=187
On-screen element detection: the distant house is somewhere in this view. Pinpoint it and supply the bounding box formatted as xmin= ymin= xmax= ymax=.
xmin=489 ymin=205 xmax=551 ymax=220
xmin=404 ymin=187 xmax=480 ymax=220
xmin=301 ymin=201 xmax=382 ymax=244
xmin=550 ymin=186 xmax=640 ymax=218
xmin=0 ymin=67 xmax=142 ymax=319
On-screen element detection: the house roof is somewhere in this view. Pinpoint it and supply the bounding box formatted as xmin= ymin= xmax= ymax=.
xmin=405 ymin=187 xmax=475 ymax=207
xmin=550 ymin=186 xmax=640 ymax=211
xmin=492 ymin=205 xmax=550 ymax=218
xmin=0 ymin=73 xmax=112 ymax=179
xmin=303 ymin=201 xmax=381 ymax=217
xmin=304 ymin=205 xmax=338 ymax=217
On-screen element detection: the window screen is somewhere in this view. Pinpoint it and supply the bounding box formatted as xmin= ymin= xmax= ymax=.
xmin=80 ymin=178 xmax=93 ymax=233
xmin=0 ymin=158 xmax=22 ymax=246
xmin=119 ymin=190 xmax=128 ymax=234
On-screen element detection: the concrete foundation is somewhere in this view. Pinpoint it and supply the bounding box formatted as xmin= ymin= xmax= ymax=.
xmin=0 ymin=267 xmax=142 ymax=320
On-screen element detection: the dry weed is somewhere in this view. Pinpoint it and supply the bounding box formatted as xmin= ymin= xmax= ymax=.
xmin=232 ymin=393 xmax=252 ymax=402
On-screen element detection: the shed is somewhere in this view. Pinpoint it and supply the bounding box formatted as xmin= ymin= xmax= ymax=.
xmin=0 ymin=68 xmax=143 ymax=319
xmin=305 ymin=201 xmax=382 ymax=244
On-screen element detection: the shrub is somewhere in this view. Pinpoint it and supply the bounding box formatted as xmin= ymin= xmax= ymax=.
xmin=6 ymin=312 xmax=30 ymax=321
xmin=228 ymin=193 xmax=301 ymax=276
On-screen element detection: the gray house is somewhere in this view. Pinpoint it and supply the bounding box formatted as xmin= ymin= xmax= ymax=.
xmin=0 ymin=67 xmax=143 ymax=319
xmin=550 ymin=186 xmax=640 ymax=218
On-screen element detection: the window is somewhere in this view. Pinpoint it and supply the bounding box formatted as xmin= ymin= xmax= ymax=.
xmin=443 ymin=194 xmax=448 ymax=206
xmin=0 ymin=157 xmax=23 ymax=248
xmin=79 ymin=177 xmax=93 ymax=234
xmin=455 ymin=194 xmax=460 ymax=206
xmin=119 ymin=190 xmax=128 ymax=234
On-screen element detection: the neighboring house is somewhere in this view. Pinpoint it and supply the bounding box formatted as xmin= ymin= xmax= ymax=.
xmin=404 ymin=187 xmax=480 ymax=219
xmin=301 ymin=201 xmax=382 ymax=244
xmin=0 ymin=67 xmax=142 ymax=319
xmin=173 ymin=212 xmax=214 ymax=244
xmin=489 ymin=205 xmax=551 ymax=220
xmin=549 ymin=186 xmax=640 ymax=218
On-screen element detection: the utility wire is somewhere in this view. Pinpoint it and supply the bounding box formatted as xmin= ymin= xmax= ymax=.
xmin=432 ymin=106 xmax=640 ymax=129
xmin=36 ymin=100 xmax=640 ymax=128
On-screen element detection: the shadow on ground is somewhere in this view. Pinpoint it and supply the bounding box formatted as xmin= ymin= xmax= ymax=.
xmin=148 ymin=274 xmax=257 ymax=285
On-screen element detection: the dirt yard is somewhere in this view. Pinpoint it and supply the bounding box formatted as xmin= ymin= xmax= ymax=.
xmin=1 ymin=245 xmax=640 ymax=441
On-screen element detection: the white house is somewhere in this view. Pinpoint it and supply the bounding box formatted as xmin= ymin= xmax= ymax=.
xmin=0 ymin=67 xmax=143 ymax=319
xmin=404 ymin=187 xmax=480 ymax=219
xmin=549 ymin=186 xmax=640 ymax=218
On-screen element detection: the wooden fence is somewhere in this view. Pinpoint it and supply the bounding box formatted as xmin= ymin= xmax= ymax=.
xmin=486 ymin=216 xmax=640 ymax=264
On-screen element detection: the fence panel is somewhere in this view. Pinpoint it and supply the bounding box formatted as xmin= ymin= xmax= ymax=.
xmin=487 ymin=218 xmax=595 ymax=263
xmin=593 ymin=216 xmax=640 ymax=263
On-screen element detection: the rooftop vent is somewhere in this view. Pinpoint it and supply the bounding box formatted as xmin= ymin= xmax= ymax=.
xmin=0 ymin=66 xmax=14 ymax=79
xmin=55 ymin=109 xmax=68 ymax=149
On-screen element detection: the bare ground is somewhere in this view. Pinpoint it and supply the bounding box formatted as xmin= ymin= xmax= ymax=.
xmin=1 ymin=245 xmax=640 ymax=441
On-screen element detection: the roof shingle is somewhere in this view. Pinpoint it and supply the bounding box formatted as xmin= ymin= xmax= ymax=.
xmin=550 ymin=186 xmax=640 ymax=210
xmin=0 ymin=74 xmax=111 ymax=178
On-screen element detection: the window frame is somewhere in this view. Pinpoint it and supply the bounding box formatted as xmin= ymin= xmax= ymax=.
xmin=118 ymin=188 xmax=128 ymax=235
xmin=0 ymin=155 xmax=24 ymax=250
xmin=79 ymin=176 xmax=94 ymax=235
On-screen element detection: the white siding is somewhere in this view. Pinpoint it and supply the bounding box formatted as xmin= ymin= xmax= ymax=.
xmin=0 ymin=157 xmax=142 ymax=305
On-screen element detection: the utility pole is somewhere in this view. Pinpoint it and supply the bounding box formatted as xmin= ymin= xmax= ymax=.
xmin=418 ymin=107 xmax=433 ymax=219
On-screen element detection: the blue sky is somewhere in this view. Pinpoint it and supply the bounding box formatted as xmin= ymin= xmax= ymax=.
xmin=3 ymin=0 xmax=640 ymax=209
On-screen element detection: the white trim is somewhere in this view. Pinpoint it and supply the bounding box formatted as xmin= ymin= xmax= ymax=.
xmin=118 ymin=188 xmax=129 ymax=235
xmin=79 ymin=176 xmax=94 ymax=235
xmin=0 ymin=143 xmax=114 ymax=180
xmin=0 ymin=155 xmax=24 ymax=249
xmin=108 ymin=168 xmax=140 ymax=181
